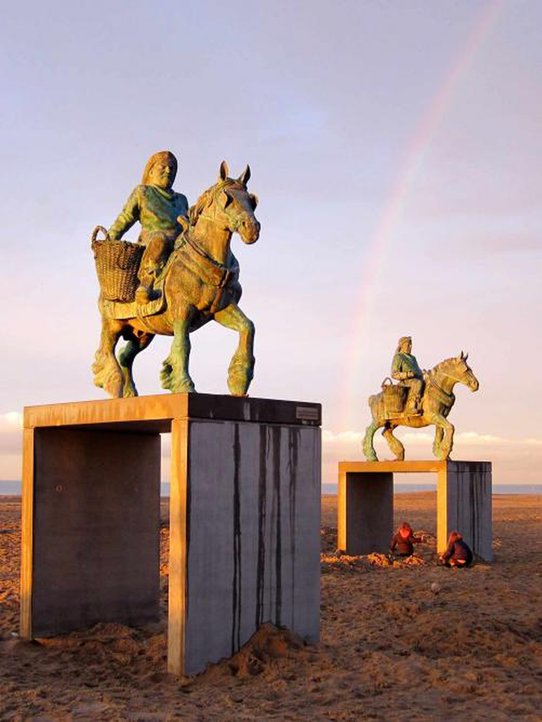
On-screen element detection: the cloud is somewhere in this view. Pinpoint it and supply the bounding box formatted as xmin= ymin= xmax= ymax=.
xmin=322 ymin=428 xmax=541 ymax=448
xmin=0 ymin=412 xmax=23 ymax=431
xmin=322 ymin=430 xmax=362 ymax=444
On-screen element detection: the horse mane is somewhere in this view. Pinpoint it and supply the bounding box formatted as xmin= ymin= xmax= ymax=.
xmin=428 ymin=356 xmax=464 ymax=378
xmin=189 ymin=178 xmax=241 ymax=226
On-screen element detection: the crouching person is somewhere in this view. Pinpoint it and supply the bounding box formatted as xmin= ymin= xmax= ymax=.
xmin=440 ymin=530 xmax=473 ymax=568
xmin=390 ymin=522 xmax=423 ymax=558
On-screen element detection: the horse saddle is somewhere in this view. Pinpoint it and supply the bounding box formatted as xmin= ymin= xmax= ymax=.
xmin=101 ymin=273 xmax=168 ymax=320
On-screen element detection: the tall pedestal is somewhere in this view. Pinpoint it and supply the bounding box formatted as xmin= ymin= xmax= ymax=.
xmin=21 ymin=393 xmax=321 ymax=676
xmin=338 ymin=460 xmax=492 ymax=560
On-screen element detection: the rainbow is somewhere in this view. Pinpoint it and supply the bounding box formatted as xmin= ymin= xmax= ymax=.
xmin=339 ymin=0 xmax=505 ymax=431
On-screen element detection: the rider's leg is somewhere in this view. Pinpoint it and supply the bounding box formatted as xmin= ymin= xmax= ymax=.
xmin=136 ymin=234 xmax=172 ymax=304
xmin=405 ymin=378 xmax=423 ymax=414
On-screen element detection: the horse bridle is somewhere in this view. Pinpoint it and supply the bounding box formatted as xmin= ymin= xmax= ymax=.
xmin=438 ymin=362 xmax=471 ymax=385
xmin=196 ymin=181 xmax=248 ymax=233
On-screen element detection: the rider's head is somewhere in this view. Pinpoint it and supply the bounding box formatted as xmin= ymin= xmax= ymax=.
xmin=397 ymin=336 xmax=412 ymax=354
xmin=143 ymin=151 xmax=178 ymax=190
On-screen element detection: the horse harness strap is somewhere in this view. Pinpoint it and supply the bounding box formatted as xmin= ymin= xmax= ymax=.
xmin=178 ymin=235 xmax=235 ymax=289
xmin=175 ymin=234 xmax=236 ymax=315
xmin=425 ymin=372 xmax=455 ymax=408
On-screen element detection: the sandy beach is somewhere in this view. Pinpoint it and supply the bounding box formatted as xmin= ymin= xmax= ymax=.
xmin=0 ymin=492 xmax=540 ymax=721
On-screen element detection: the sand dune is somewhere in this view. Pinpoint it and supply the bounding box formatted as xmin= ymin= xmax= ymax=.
xmin=0 ymin=492 xmax=540 ymax=721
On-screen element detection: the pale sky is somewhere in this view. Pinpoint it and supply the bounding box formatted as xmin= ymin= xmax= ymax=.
xmin=1 ymin=0 xmax=541 ymax=485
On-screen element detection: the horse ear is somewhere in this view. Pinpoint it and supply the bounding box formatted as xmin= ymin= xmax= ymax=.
xmin=459 ymin=350 xmax=464 ymax=360
xmin=238 ymin=164 xmax=251 ymax=187
xmin=464 ymin=352 xmax=469 ymax=361
xmin=219 ymin=161 xmax=229 ymax=181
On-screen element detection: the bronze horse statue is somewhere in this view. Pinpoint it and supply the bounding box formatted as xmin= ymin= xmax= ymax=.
xmin=362 ymin=353 xmax=479 ymax=461
xmin=92 ymin=162 xmax=260 ymax=397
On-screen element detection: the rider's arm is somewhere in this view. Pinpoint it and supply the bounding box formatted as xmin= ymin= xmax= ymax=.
xmin=108 ymin=187 xmax=141 ymax=240
xmin=391 ymin=354 xmax=411 ymax=381
xmin=441 ymin=541 xmax=454 ymax=561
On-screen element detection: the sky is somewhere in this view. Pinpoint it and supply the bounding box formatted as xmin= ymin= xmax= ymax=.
xmin=1 ymin=0 xmax=541 ymax=487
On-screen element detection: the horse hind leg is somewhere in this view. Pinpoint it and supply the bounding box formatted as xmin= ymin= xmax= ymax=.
xmin=118 ymin=331 xmax=155 ymax=398
xmin=362 ymin=421 xmax=381 ymax=461
xmin=382 ymin=424 xmax=405 ymax=461
xmin=92 ymin=319 xmax=124 ymax=397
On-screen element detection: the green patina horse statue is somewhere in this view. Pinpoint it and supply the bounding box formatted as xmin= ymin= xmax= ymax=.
xmin=92 ymin=161 xmax=260 ymax=397
xmin=362 ymin=352 xmax=479 ymax=461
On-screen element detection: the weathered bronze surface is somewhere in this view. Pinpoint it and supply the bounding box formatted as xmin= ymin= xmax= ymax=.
xmin=391 ymin=336 xmax=424 ymax=415
xmin=92 ymin=160 xmax=260 ymax=397
xmin=107 ymin=151 xmax=189 ymax=304
xmin=363 ymin=346 xmax=479 ymax=461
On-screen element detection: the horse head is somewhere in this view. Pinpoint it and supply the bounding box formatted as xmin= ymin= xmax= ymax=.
xmin=189 ymin=161 xmax=260 ymax=245
xmin=458 ymin=351 xmax=479 ymax=392
xmin=437 ymin=352 xmax=479 ymax=392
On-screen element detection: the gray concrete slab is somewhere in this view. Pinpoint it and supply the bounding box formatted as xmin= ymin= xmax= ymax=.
xmin=445 ymin=461 xmax=492 ymax=561
xmin=181 ymin=420 xmax=321 ymax=674
xmin=31 ymin=428 xmax=161 ymax=636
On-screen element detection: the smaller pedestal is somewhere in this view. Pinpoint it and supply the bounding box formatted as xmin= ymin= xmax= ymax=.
xmin=338 ymin=460 xmax=492 ymax=560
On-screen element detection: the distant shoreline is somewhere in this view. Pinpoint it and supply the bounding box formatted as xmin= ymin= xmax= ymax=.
xmin=1 ymin=481 xmax=541 ymax=497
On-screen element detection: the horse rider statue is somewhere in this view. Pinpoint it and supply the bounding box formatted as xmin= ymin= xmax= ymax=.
xmin=107 ymin=150 xmax=189 ymax=305
xmin=391 ymin=336 xmax=425 ymax=416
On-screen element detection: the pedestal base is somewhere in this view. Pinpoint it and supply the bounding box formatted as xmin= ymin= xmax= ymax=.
xmin=338 ymin=460 xmax=492 ymax=560
xmin=21 ymin=393 xmax=322 ymax=676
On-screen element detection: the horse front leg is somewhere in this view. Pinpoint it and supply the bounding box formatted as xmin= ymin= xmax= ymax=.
xmin=214 ymin=303 xmax=255 ymax=396
xmin=382 ymin=424 xmax=405 ymax=461
xmin=161 ymin=315 xmax=196 ymax=393
xmin=429 ymin=414 xmax=454 ymax=459
xmin=433 ymin=427 xmax=444 ymax=458
xmin=92 ymin=318 xmax=124 ymax=397
xmin=118 ymin=331 xmax=155 ymax=398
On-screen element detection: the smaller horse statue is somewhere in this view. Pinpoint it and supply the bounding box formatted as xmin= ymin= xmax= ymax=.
xmin=92 ymin=161 xmax=260 ymax=398
xmin=362 ymin=352 xmax=479 ymax=461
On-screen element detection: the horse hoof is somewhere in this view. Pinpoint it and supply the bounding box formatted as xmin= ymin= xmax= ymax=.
xmin=172 ymin=375 xmax=196 ymax=393
xmin=228 ymin=360 xmax=253 ymax=396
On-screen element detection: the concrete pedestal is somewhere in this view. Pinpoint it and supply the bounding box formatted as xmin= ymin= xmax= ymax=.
xmin=338 ymin=460 xmax=492 ymax=560
xmin=21 ymin=393 xmax=321 ymax=676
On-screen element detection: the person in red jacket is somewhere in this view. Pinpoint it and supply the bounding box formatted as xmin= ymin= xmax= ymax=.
xmin=440 ymin=530 xmax=473 ymax=568
xmin=389 ymin=522 xmax=423 ymax=557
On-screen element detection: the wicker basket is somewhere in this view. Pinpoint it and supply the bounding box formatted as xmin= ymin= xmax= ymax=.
xmin=381 ymin=377 xmax=407 ymax=414
xmin=91 ymin=226 xmax=144 ymax=302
